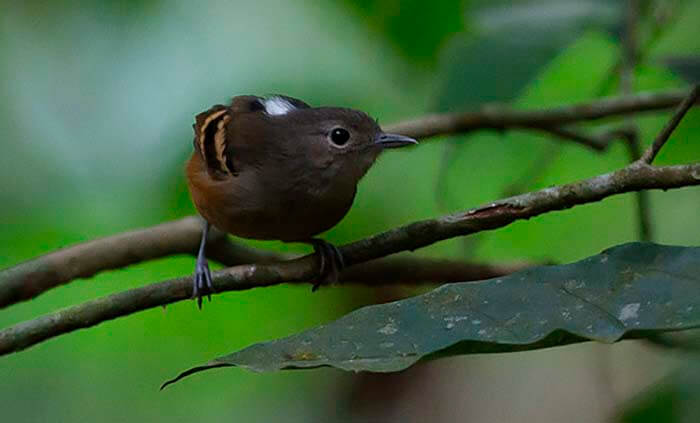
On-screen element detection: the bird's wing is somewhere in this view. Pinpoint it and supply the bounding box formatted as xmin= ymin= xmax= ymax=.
xmin=192 ymin=104 xmax=235 ymax=177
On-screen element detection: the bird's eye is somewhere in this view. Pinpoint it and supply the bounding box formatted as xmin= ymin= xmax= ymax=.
xmin=329 ymin=128 xmax=350 ymax=146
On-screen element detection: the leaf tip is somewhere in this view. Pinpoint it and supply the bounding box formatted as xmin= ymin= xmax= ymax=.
xmin=160 ymin=362 xmax=232 ymax=391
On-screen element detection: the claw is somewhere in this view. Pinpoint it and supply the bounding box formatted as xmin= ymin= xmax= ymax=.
xmin=193 ymin=256 xmax=213 ymax=309
xmin=309 ymin=239 xmax=345 ymax=291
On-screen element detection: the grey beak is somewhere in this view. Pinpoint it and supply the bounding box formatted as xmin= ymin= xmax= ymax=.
xmin=375 ymin=133 xmax=418 ymax=148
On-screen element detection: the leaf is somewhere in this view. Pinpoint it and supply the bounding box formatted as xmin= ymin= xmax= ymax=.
xmin=662 ymin=55 xmax=700 ymax=83
xmin=434 ymin=1 xmax=620 ymax=112
xmin=162 ymin=243 xmax=700 ymax=388
xmin=339 ymin=0 xmax=464 ymax=65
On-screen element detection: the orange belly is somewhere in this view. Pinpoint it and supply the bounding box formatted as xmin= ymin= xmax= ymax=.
xmin=186 ymin=153 xmax=354 ymax=242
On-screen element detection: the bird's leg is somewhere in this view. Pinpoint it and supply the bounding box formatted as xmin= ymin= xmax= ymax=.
xmin=193 ymin=220 xmax=215 ymax=309
xmin=309 ymin=239 xmax=345 ymax=291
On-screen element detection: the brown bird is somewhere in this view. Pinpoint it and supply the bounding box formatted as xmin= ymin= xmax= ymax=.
xmin=185 ymin=95 xmax=417 ymax=307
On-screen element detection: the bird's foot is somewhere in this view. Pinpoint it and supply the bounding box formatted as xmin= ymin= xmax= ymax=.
xmin=309 ymin=239 xmax=345 ymax=291
xmin=192 ymin=254 xmax=214 ymax=309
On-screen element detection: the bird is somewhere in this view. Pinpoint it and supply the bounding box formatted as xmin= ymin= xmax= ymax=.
xmin=185 ymin=94 xmax=417 ymax=308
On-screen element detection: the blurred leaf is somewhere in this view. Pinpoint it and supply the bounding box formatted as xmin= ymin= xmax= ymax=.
xmin=340 ymin=0 xmax=464 ymax=65
xmin=662 ymin=56 xmax=700 ymax=83
xmin=471 ymin=0 xmax=619 ymax=34
xmin=434 ymin=33 xmax=566 ymax=111
xmin=434 ymin=0 xmax=621 ymax=111
xmin=649 ymin=0 xmax=700 ymax=58
xmin=618 ymin=363 xmax=700 ymax=423
xmin=165 ymin=243 xmax=700 ymax=385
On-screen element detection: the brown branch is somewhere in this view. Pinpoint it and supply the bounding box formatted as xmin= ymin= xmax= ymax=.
xmin=621 ymin=129 xmax=654 ymax=241
xmin=0 ymin=217 xmax=531 ymax=309
xmin=1 ymin=161 xmax=698 ymax=356
xmin=0 ymin=217 xmax=276 ymax=308
xmin=384 ymin=89 xmax=698 ymax=140
xmin=640 ymin=84 xmax=700 ymax=163
xmin=620 ymin=0 xmax=653 ymax=242
xmin=595 ymin=0 xmax=683 ymax=97
xmin=535 ymin=126 xmax=634 ymax=152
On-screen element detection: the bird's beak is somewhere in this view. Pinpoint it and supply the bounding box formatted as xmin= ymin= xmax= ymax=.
xmin=374 ymin=133 xmax=418 ymax=148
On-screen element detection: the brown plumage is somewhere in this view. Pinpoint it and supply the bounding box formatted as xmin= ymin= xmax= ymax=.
xmin=185 ymin=94 xmax=417 ymax=307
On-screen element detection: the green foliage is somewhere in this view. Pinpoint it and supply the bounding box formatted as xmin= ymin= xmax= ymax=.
xmin=340 ymin=0 xmax=464 ymax=65
xmin=435 ymin=0 xmax=620 ymax=111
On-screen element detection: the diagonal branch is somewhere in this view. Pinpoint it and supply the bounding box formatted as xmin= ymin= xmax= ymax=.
xmin=0 ymin=218 xmax=531 ymax=309
xmin=640 ymin=85 xmax=700 ymax=163
xmin=1 ymin=161 xmax=698 ymax=356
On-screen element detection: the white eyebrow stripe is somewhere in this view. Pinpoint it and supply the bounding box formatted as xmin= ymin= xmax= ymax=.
xmin=263 ymin=96 xmax=296 ymax=116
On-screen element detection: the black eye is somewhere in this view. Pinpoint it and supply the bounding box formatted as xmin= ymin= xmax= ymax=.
xmin=329 ymin=128 xmax=350 ymax=146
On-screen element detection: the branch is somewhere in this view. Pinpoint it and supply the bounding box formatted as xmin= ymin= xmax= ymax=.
xmin=640 ymin=85 xmax=700 ymax=163
xmin=384 ymin=89 xmax=698 ymax=140
xmin=0 ymin=217 xmax=530 ymax=309
xmin=1 ymin=161 xmax=698 ymax=356
xmin=0 ymin=217 xmax=276 ymax=308
xmin=534 ymin=126 xmax=632 ymax=152
xmin=621 ymin=128 xmax=654 ymax=241
xmin=619 ymin=0 xmax=654 ymax=243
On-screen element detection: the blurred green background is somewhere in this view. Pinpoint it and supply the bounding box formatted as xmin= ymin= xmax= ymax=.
xmin=1 ymin=0 xmax=699 ymax=422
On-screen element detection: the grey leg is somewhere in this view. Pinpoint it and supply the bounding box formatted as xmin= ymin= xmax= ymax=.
xmin=193 ymin=220 xmax=215 ymax=309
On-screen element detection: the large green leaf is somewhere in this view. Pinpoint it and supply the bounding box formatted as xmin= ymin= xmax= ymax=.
xmin=163 ymin=243 xmax=700 ymax=387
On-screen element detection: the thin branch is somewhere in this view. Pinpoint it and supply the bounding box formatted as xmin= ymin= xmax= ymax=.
xmin=1 ymin=161 xmax=698 ymax=356
xmin=621 ymin=129 xmax=654 ymax=241
xmin=384 ymin=89 xmax=698 ymax=140
xmin=535 ymin=126 xmax=630 ymax=152
xmin=640 ymin=84 xmax=700 ymax=163
xmin=0 ymin=217 xmax=531 ymax=309
xmin=596 ymin=0 xmax=685 ymax=96
xmin=0 ymin=217 xmax=276 ymax=308
xmin=619 ymin=0 xmax=653 ymax=242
